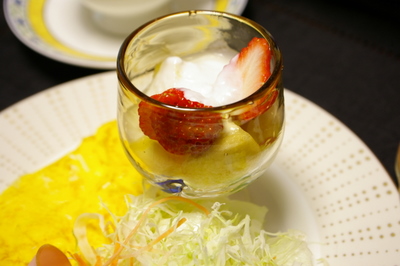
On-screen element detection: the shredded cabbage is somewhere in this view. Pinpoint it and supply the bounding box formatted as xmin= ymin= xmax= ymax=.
xmin=72 ymin=192 xmax=314 ymax=266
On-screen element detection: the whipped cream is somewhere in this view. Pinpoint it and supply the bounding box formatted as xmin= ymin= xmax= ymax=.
xmin=145 ymin=51 xmax=243 ymax=106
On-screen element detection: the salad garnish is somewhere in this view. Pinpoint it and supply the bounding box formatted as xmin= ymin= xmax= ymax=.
xmin=69 ymin=193 xmax=314 ymax=266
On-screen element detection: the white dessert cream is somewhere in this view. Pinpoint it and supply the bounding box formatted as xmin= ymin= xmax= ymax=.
xmin=144 ymin=51 xmax=243 ymax=106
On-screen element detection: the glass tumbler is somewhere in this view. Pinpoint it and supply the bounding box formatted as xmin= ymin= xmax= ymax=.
xmin=117 ymin=10 xmax=284 ymax=198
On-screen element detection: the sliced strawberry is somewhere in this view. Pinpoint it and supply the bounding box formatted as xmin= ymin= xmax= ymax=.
xmin=229 ymin=37 xmax=277 ymax=123
xmin=237 ymin=37 xmax=272 ymax=96
xmin=138 ymin=88 xmax=223 ymax=155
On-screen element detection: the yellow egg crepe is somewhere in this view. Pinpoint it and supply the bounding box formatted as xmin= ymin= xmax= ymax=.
xmin=0 ymin=121 xmax=144 ymax=265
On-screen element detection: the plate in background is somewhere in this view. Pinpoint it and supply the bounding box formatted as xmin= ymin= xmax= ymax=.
xmin=3 ymin=0 xmax=248 ymax=69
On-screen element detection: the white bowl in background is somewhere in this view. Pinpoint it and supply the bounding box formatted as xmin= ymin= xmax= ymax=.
xmin=82 ymin=0 xmax=172 ymax=36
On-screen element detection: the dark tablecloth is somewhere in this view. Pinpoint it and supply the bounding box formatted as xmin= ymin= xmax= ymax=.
xmin=1 ymin=0 xmax=399 ymax=184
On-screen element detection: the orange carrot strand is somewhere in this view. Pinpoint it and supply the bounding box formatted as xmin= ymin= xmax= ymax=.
xmin=166 ymin=196 xmax=210 ymax=216
xmin=142 ymin=217 xmax=187 ymax=252
xmin=94 ymin=255 xmax=103 ymax=266
xmin=69 ymin=252 xmax=88 ymax=266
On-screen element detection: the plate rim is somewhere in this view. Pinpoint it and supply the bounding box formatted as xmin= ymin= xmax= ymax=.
xmin=3 ymin=0 xmax=249 ymax=69
xmin=3 ymin=0 xmax=116 ymax=69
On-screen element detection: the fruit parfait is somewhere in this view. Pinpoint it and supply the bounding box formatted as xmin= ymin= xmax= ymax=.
xmin=117 ymin=11 xmax=284 ymax=198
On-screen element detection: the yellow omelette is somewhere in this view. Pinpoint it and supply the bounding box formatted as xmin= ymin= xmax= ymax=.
xmin=0 ymin=121 xmax=144 ymax=265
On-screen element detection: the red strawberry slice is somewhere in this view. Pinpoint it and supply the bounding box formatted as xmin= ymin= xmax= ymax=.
xmin=236 ymin=37 xmax=272 ymax=95
xmin=224 ymin=37 xmax=277 ymax=123
xmin=138 ymin=88 xmax=223 ymax=155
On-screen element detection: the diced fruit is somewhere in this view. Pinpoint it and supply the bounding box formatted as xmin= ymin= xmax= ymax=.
xmin=138 ymin=88 xmax=223 ymax=155
xmin=181 ymin=123 xmax=261 ymax=188
xmin=130 ymin=122 xmax=261 ymax=189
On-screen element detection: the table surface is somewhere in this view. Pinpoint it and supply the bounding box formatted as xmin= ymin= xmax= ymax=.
xmin=1 ymin=0 xmax=399 ymax=184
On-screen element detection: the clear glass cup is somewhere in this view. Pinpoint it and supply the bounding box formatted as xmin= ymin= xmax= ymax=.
xmin=117 ymin=10 xmax=284 ymax=198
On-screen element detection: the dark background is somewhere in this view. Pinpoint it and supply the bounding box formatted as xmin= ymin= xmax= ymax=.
xmin=1 ymin=0 xmax=399 ymax=184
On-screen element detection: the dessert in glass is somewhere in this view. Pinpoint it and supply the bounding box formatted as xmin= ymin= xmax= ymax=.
xmin=117 ymin=11 xmax=284 ymax=198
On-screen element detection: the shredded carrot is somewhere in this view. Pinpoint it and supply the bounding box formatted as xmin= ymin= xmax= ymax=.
xmin=69 ymin=252 xmax=88 ymax=266
xmin=141 ymin=217 xmax=187 ymax=252
xmin=94 ymin=255 xmax=103 ymax=266
xmin=119 ymin=217 xmax=187 ymax=264
xmin=165 ymin=196 xmax=210 ymax=216
xmin=102 ymin=196 xmax=209 ymax=266
xmin=112 ymin=239 xmax=121 ymax=258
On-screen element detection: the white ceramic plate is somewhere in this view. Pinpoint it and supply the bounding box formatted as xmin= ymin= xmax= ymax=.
xmin=0 ymin=71 xmax=399 ymax=265
xmin=3 ymin=0 xmax=248 ymax=69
